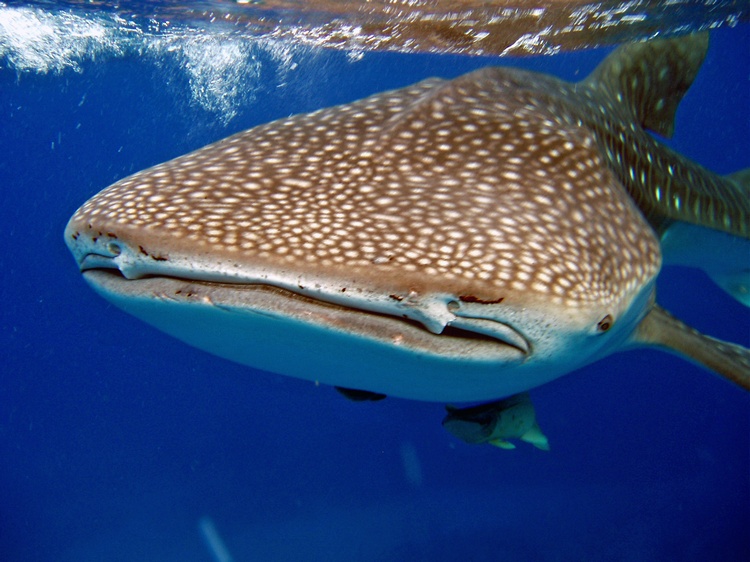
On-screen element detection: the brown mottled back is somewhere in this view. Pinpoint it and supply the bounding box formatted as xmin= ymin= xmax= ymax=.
xmin=69 ymin=68 xmax=660 ymax=310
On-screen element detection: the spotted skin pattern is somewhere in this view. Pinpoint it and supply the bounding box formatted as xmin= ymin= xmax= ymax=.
xmin=69 ymin=67 xmax=661 ymax=312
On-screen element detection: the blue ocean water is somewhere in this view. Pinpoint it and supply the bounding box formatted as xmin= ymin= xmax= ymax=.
xmin=1 ymin=4 xmax=749 ymax=560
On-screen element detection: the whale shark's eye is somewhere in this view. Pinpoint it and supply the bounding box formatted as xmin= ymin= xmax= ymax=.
xmin=597 ymin=315 xmax=614 ymax=332
xmin=107 ymin=242 xmax=122 ymax=256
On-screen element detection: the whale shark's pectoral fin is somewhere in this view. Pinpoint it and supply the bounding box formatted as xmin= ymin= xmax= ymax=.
xmin=660 ymin=220 xmax=750 ymax=307
xmin=633 ymin=304 xmax=750 ymax=391
xmin=714 ymin=168 xmax=750 ymax=306
xmin=695 ymin=167 xmax=750 ymax=306
xmin=710 ymin=269 xmax=750 ymax=308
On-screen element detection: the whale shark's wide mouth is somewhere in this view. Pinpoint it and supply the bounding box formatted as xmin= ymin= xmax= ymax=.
xmin=78 ymin=255 xmax=531 ymax=360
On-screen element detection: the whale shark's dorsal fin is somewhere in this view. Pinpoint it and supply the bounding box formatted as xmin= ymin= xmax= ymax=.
xmin=585 ymin=32 xmax=709 ymax=138
xmin=582 ymin=32 xmax=749 ymax=242
xmin=633 ymin=304 xmax=750 ymax=391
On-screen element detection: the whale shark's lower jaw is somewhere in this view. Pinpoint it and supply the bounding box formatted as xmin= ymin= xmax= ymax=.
xmin=81 ymin=269 xmax=591 ymax=402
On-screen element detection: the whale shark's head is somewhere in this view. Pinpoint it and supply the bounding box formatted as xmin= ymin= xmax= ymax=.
xmin=65 ymin=66 xmax=662 ymax=402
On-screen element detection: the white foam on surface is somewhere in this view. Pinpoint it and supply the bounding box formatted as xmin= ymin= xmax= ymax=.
xmin=0 ymin=6 xmax=122 ymax=73
xmin=0 ymin=5 xmax=307 ymax=122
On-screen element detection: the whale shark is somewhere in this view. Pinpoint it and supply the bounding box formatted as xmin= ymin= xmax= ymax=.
xmin=65 ymin=33 xmax=749 ymax=403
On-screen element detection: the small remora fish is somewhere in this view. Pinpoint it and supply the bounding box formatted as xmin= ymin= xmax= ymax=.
xmin=443 ymin=393 xmax=550 ymax=451
xmin=65 ymin=34 xmax=750 ymax=403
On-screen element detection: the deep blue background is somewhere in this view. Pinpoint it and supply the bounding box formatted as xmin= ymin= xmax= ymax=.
xmin=1 ymin=15 xmax=748 ymax=562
